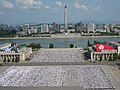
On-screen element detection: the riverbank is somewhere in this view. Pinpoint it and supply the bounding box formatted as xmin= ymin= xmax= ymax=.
xmin=0 ymin=35 xmax=120 ymax=40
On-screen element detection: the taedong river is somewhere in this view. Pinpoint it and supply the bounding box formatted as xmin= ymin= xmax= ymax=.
xmin=0 ymin=37 xmax=120 ymax=48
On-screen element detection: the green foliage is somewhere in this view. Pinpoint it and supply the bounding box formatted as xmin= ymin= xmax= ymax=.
xmin=113 ymin=53 xmax=118 ymax=61
xmin=36 ymin=43 xmax=42 ymax=49
xmin=69 ymin=43 xmax=74 ymax=48
xmin=94 ymin=40 xmax=107 ymax=45
xmin=49 ymin=43 xmax=54 ymax=48
xmin=15 ymin=58 xmax=17 ymax=63
xmin=7 ymin=58 xmax=11 ymax=62
xmin=0 ymin=29 xmax=17 ymax=37
xmin=75 ymin=46 xmax=77 ymax=48
xmin=104 ymin=56 xmax=107 ymax=60
xmin=29 ymin=43 xmax=42 ymax=50
xmin=17 ymin=57 xmax=20 ymax=62
xmin=12 ymin=58 xmax=14 ymax=62
xmin=3 ymin=57 xmax=6 ymax=63
xmin=109 ymin=55 xmax=113 ymax=61
xmin=11 ymin=42 xmax=16 ymax=46
xmin=99 ymin=55 xmax=102 ymax=62
xmin=100 ymin=32 xmax=119 ymax=36
xmin=118 ymin=55 xmax=120 ymax=60
xmin=87 ymin=40 xmax=91 ymax=46
xmin=15 ymin=57 xmax=20 ymax=63
xmin=29 ymin=43 xmax=37 ymax=49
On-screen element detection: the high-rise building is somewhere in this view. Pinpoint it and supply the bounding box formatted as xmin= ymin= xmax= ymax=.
xmin=75 ymin=22 xmax=83 ymax=33
xmin=21 ymin=24 xmax=29 ymax=33
xmin=41 ymin=24 xmax=49 ymax=33
xmin=64 ymin=5 xmax=68 ymax=33
xmin=87 ymin=23 xmax=95 ymax=33
xmin=53 ymin=22 xmax=60 ymax=33
xmin=28 ymin=27 xmax=37 ymax=34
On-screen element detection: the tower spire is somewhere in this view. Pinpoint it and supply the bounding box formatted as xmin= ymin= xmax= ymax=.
xmin=65 ymin=5 xmax=67 ymax=8
xmin=64 ymin=5 xmax=68 ymax=33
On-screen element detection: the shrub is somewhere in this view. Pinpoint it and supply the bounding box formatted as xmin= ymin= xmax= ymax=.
xmin=3 ymin=58 xmax=6 ymax=63
xmin=69 ymin=43 xmax=74 ymax=48
xmin=49 ymin=43 xmax=54 ymax=48
xmin=15 ymin=57 xmax=19 ymax=63
xmin=113 ymin=53 xmax=118 ymax=61
xmin=109 ymin=55 xmax=112 ymax=61
xmin=12 ymin=58 xmax=14 ymax=62
xmin=7 ymin=58 xmax=11 ymax=62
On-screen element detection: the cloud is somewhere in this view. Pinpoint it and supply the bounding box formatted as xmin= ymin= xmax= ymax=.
xmin=54 ymin=1 xmax=63 ymax=10
xmin=73 ymin=1 xmax=88 ymax=11
xmin=45 ymin=5 xmax=50 ymax=9
xmin=0 ymin=0 xmax=50 ymax=9
xmin=56 ymin=1 xmax=62 ymax=7
xmin=0 ymin=0 xmax=15 ymax=9
xmin=94 ymin=6 xmax=101 ymax=10
xmin=16 ymin=0 xmax=44 ymax=9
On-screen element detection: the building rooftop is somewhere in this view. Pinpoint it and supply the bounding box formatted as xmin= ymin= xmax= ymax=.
xmin=0 ymin=43 xmax=11 ymax=48
xmin=0 ymin=43 xmax=26 ymax=52
xmin=95 ymin=44 xmax=115 ymax=52
xmin=109 ymin=41 xmax=120 ymax=46
xmin=18 ymin=46 xmax=26 ymax=50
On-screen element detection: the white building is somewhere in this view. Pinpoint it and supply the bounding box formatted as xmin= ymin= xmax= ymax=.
xmin=28 ymin=27 xmax=37 ymax=34
xmin=0 ymin=43 xmax=11 ymax=50
xmin=109 ymin=41 xmax=120 ymax=55
xmin=21 ymin=24 xmax=30 ymax=33
xmin=111 ymin=24 xmax=120 ymax=33
xmin=87 ymin=23 xmax=95 ymax=33
xmin=88 ymin=44 xmax=117 ymax=61
xmin=0 ymin=43 xmax=32 ymax=63
xmin=41 ymin=24 xmax=49 ymax=33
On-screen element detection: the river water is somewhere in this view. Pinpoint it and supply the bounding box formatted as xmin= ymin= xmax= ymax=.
xmin=0 ymin=37 xmax=120 ymax=48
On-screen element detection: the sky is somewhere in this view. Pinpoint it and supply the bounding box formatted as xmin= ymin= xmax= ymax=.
xmin=0 ymin=0 xmax=120 ymax=25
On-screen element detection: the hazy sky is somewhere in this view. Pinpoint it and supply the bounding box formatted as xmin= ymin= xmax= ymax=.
xmin=0 ymin=0 xmax=120 ymax=25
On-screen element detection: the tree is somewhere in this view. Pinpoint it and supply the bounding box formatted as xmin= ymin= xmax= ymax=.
xmin=15 ymin=57 xmax=19 ymax=63
xmin=69 ymin=43 xmax=74 ymax=48
xmin=29 ymin=43 xmax=42 ymax=50
xmin=94 ymin=40 xmax=97 ymax=45
xmin=109 ymin=55 xmax=112 ymax=61
xmin=3 ymin=57 xmax=6 ymax=63
xmin=113 ymin=53 xmax=118 ymax=61
xmin=17 ymin=57 xmax=20 ymax=62
xmin=12 ymin=58 xmax=15 ymax=62
xmin=29 ymin=43 xmax=36 ymax=50
xmin=87 ymin=40 xmax=91 ymax=46
xmin=36 ymin=43 xmax=42 ymax=49
xmin=118 ymin=55 xmax=120 ymax=60
xmin=49 ymin=43 xmax=54 ymax=48
xmin=75 ymin=46 xmax=77 ymax=48
xmin=11 ymin=42 xmax=16 ymax=46
xmin=104 ymin=56 xmax=107 ymax=61
xmin=99 ymin=55 xmax=102 ymax=62
xmin=7 ymin=58 xmax=11 ymax=62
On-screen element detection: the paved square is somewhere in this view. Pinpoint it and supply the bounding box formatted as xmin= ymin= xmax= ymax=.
xmin=0 ymin=65 xmax=114 ymax=89
xmin=31 ymin=49 xmax=84 ymax=63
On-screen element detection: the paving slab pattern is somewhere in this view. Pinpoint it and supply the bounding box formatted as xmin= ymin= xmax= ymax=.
xmin=0 ymin=65 xmax=114 ymax=89
xmin=30 ymin=49 xmax=84 ymax=63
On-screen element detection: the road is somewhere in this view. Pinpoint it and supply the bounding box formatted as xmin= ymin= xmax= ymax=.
xmin=1 ymin=61 xmax=120 ymax=66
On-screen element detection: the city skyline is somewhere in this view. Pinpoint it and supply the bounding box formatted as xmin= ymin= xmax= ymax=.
xmin=0 ymin=0 xmax=120 ymax=25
